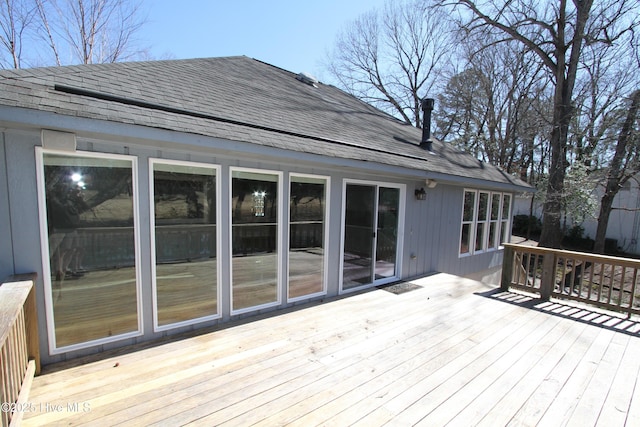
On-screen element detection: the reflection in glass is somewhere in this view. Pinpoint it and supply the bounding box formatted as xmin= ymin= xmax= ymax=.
xmin=489 ymin=194 xmax=501 ymax=249
xmin=152 ymin=162 xmax=217 ymax=327
xmin=475 ymin=192 xmax=489 ymax=251
xmin=489 ymin=222 xmax=498 ymax=249
xmin=343 ymin=184 xmax=375 ymax=290
xmin=461 ymin=191 xmax=476 ymax=254
xmin=376 ymin=187 xmax=399 ymax=279
xmin=461 ymin=223 xmax=472 ymax=254
xmin=231 ymin=170 xmax=279 ymax=311
xmin=43 ymin=153 xmax=138 ymax=347
xmin=463 ymin=191 xmax=475 ymax=221
xmin=501 ymin=194 xmax=512 ymax=244
xmin=289 ymin=176 xmax=327 ymax=299
xmin=491 ymin=194 xmax=501 ymax=221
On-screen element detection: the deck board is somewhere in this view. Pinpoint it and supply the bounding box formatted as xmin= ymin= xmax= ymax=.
xmin=21 ymin=273 xmax=640 ymax=426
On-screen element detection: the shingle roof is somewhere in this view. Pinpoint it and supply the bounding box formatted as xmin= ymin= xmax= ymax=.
xmin=0 ymin=56 xmax=530 ymax=190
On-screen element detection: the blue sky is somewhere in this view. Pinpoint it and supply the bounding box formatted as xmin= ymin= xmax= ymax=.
xmin=142 ymin=1 xmax=387 ymax=82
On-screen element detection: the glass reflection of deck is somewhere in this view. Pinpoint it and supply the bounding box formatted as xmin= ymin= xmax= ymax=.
xmin=52 ymin=250 xmax=328 ymax=347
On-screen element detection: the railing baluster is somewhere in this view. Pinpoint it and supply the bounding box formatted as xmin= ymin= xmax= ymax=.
xmin=502 ymin=244 xmax=640 ymax=317
xmin=531 ymin=254 xmax=540 ymax=290
xmin=596 ymin=262 xmax=604 ymax=303
xmin=514 ymin=251 xmax=522 ymax=286
xmin=630 ymin=268 xmax=639 ymax=317
xmin=1 ymin=345 xmax=9 ymax=427
xmin=617 ymin=266 xmax=627 ymax=309
xmin=606 ymin=264 xmax=613 ymax=305
xmin=0 ymin=275 xmax=40 ymax=427
xmin=577 ymin=256 xmax=585 ymax=296
xmin=587 ymin=260 xmax=595 ymax=301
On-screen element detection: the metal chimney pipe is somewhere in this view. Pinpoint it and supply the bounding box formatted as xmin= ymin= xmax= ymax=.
xmin=420 ymin=98 xmax=435 ymax=151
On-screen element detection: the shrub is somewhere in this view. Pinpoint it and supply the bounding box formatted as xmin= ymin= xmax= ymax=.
xmin=512 ymin=214 xmax=542 ymax=237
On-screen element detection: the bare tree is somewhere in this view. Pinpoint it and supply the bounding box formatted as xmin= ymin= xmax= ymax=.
xmin=442 ymin=0 xmax=640 ymax=248
xmin=0 ymin=0 xmax=38 ymax=68
xmin=436 ymin=37 xmax=552 ymax=179
xmin=35 ymin=0 xmax=146 ymax=65
xmin=326 ymin=0 xmax=455 ymax=127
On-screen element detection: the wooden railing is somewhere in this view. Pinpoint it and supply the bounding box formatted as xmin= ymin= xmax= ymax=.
xmin=0 ymin=274 xmax=40 ymax=427
xmin=502 ymin=243 xmax=640 ymax=317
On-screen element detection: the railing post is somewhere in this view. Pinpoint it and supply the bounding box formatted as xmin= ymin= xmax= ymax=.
xmin=539 ymin=252 xmax=556 ymax=301
xmin=501 ymin=244 xmax=515 ymax=292
xmin=24 ymin=280 xmax=41 ymax=376
xmin=5 ymin=274 xmax=40 ymax=375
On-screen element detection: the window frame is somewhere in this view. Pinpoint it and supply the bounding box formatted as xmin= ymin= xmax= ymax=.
xmin=149 ymin=158 xmax=222 ymax=332
xmin=287 ymin=173 xmax=330 ymax=302
xmin=229 ymin=167 xmax=283 ymax=315
xmin=36 ymin=147 xmax=143 ymax=354
xmin=339 ymin=178 xmax=406 ymax=294
xmin=459 ymin=189 xmax=512 ymax=257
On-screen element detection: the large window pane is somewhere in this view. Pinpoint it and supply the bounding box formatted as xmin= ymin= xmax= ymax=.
xmin=152 ymin=161 xmax=218 ymax=327
xmin=343 ymin=184 xmax=375 ymax=290
xmin=460 ymin=190 xmax=476 ymax=255
xmin=475 ymin=192 xmax=489 ymax=251
xmin=463 ymin=191 xmax=475 ymax=221
xmin=289 ymin=176 xmax=327 ymax=299
xmin=477 ymin=192 xmax=489 ymax=222
xmin=491 ymin=194 xmax=501 ymax=221
xmin=376 ymin=187 xmax=399 ymax=280
xmin=460 ymin=223 xmax=472 ymax=254
xmin=231 ymin=170 xmax=279 ymax=311
xmin=489 ymin=193 xmax=501 ymax=249
xmin=501 ymin=194 xmax=512 ymax=244
xmin=42 ymin=152 xmax=139 ymax=348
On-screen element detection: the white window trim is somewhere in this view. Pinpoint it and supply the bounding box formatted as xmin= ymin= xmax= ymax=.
xmin=460 ymin=190 xmax=476 ymax=257
xmin=488 ymin=192 xmax=502 ymax=250
xmin=287 ymin=173 xmax=330 ymax=303
xmin=149 ymin=158 xmax=222 ymax=333
xmin=459 ymin=189 xmax=512 ymax=257
xmin=499 ymin=193 xmax=512 ymax=249
xmin=339 ymin=179 xmax=406 ymax=295
xmin=36 ymin=147 xmax=144 ymax=355
xmin=229 ymin=167 xmax=283 ymax=315
xmin=475 ymin=191 xmax=491 ymax=254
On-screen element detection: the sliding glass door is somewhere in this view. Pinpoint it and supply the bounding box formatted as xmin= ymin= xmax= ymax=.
xmin=38 ymin=149 xmax=141 ymax=351
xmin=288 ymin=175 xmax=328 ymax=300
xmin=230 ymin=169 xmax=281 ymax=313
xmin=342 ymin=182 xmax=403 ymax=291
xmin=342 ymin=184 xmax=376 ymax=288
xmin=375 ymin=187 xmax=400 ymax=280
xmin=150 ymin=160 xmax=219 ymax=330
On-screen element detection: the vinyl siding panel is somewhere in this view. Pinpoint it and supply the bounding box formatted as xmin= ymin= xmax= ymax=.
xmin=0 ymin=133 xmax=14 ymax=280
xmin=3 ymin=127 xmax=511 ymax=364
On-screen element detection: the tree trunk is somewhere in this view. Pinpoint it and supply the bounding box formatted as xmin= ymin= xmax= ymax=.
xmin=593 ymin=90 xmax=640 ymax=253
xmin=539 ymin=91 xmax=572 ymax=248
xmin=594 ymin=191 xmax=615 ymax=254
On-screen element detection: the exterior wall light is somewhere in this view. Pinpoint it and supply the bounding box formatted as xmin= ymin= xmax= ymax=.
xmin=415 ymin=187 xmax=427 ymax=200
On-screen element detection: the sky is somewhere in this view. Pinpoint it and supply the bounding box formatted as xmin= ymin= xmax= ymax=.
xmin=141 ymin=1 xmax=388 ymax=82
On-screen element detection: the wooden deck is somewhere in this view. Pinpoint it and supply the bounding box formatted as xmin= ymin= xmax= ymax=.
xmin=21 ymin=273 xmax=640 ymax=426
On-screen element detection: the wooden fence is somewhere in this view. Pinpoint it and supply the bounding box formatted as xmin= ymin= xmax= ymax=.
xmin=0 ymin=274 xmax=40 ymax=427
xmin=501 ymin=243 xmax=640 ymax=317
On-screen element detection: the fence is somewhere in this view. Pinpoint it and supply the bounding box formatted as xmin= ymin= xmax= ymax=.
xmin=501 ymin=243 xmax=640 ymax=317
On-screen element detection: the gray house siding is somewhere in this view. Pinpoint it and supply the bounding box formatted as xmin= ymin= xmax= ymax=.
xmin=0 ymin=133 xmax=13 ymax=279
xmin=1 ymin=124 xmax=513 ymax=364
xmin=0 ymin=57 xmax=530 ymax=364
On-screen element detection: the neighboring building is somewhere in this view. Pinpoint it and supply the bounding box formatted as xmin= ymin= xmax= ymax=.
xmin=0 ymin=56 xmax=531 ymax=364
xmin=513 ymin=175 xmax=640 ymax=255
